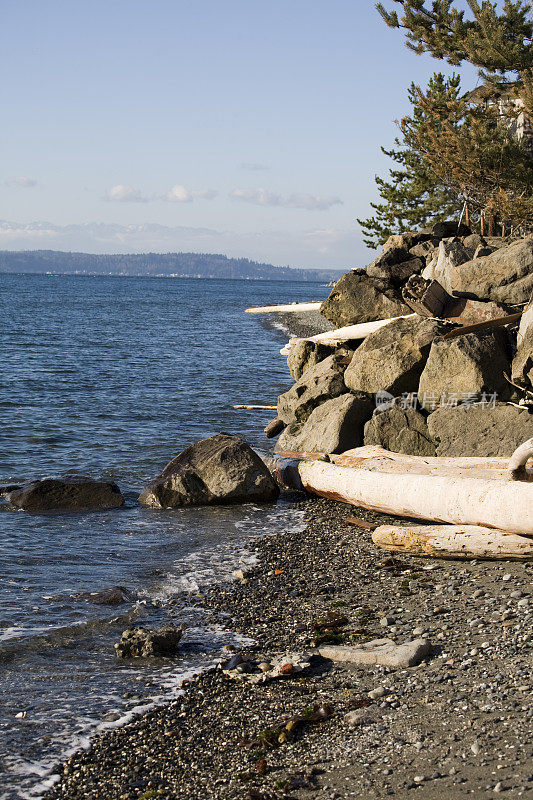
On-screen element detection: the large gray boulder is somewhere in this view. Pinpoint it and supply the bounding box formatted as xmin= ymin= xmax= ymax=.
xmin=427 ymin=404 xmax=533 ymax=457
xmin=364 ymin=404 xmax=435 ymax=456
xmin=320 ymin=271 xmax=411 ymax=327
xmin=512 ymin=301 xmax=533 ymax=390
xmin=7 ymin=477 xmax=124 ymax=512
xmin=115 ymin=626 xmax=183 ymax=658
xmin=275 ymin=393 xmax=374 ymax=455
xmin=277 ymin=353 xmax=347 ymax=425
xmin=138 ymin=434 xmax=279 ymax=508
xmin=443 ymin=238 xmax=533 ymax=304
xmin=287 ymin=339 xmax=334 ymax=381
xmin=418 ymin=330 xmax=510 ymax=410
xmin=432 ymin=238 xmax=471 ymax=292
xmin=367 ymin=255 xmax=424 ymax=290
xmin=344 ymin=316 xmax=444 ymax=396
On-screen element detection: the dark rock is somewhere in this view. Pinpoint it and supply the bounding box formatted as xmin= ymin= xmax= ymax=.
xmin=418 ymin=330 xmax=511 ymax=410
xmin=473 ymin=245 xmax=496 ymax=259
xmin=427 ymin=404 xmax=533 ymax=457
xmin=277 ymin=354 xmax=347 ymax=425
xmin=432 ymin=221 xmax=471 ymax=238
xmin=138 ymin=433 xmax=279 ymax=508
xmin=443 ymin=238 xmax=533 ymax=304
xmin=287 ymin=339 xmax=334 ymax=381
xmin=367 ymin=255 xmax=424 ymax=290
xmin=275 ymin=392 xmax=374 ymax=454
xmin=409 ymin=238 xmax=439 ymax=258
xmin=364 ymin=404 xmax=435 ymax=456
xmin=7 ymin=476 xmax=125 ymax=512
xmin=78 ymin=586 xmax=134 ymax=605
xmin=320 ymin=271 xmax=411 ymax=327
xmin=115 ymin=626 xmax=183 ymax=658
xmin=344 ymin=316 xmax=445 ymax=396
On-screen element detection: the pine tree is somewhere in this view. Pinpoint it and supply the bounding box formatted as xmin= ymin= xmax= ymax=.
xmin=376 ymin=1 xmax=533 ymax=116
xmin=358 ymin=74 xmax=460 ymax=248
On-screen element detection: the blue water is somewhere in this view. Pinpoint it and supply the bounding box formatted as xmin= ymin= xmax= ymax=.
xmin=0 ymin=274 xmax=326 ymax=799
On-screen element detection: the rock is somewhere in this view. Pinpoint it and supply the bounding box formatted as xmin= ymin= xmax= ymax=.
xmin=319 ymin=638 xmax=431 ymax=668
xmin=275 ymin=392 xmax=374 ymax=454
xmin=433 ymin=239 xmax=471 ymax=293
xmin=138 ymin=433 xmax=279 ymax=508
xmin=367 ymin=255 xmax=424 ymax=291
xmin=427 ymin=403 xmax=533 ymax=457
xmin=474 ymin=245 xmax=496 ymax=259
xmin=277 ymin=354 xmax=347 ymax=425
xmin=320 ymin=271 xmax=411 ymax=327
xmin=344 ymin=316 xmax=445 ymax=396
xmin=463 ymin=233 xmax=486 ymax=251
xmin=443 ymin=238 xmax=533 ymax=304
xmin=287 ymin=339 xmax=334 ymax=381
xmin=432 ymin=221 xmax=471 ymax=238
xmin=409 ymin=238 xmax=439 ymax=258
xmin=445 ymin=297 xmax=510 ymax=324
xmin=78 ymin=586 xmax=133 ymax=605
xmin=382 ymin=231 xmax=430 ymax=252
xmin=115 ymin=626 xmax=183 ymax=658
xmin=418 ymin=330 xmax=511 ymax=410
xmin=364 ymin=404 xmax=435 ymax=456
xmin=511 ymin=300 xmax=533 ymax=390
xmin=344 ymin=706 xmax=382 ymax=726
xmin=7 ymin=476 xmax=125 ymax=512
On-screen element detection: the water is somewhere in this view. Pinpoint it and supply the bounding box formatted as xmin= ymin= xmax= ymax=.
xmin=0 ymin=274 xmax=326 ymax=798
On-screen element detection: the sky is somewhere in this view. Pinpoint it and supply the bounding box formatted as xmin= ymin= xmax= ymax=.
xmin=0 ymin=0 xmax=477 ymax=268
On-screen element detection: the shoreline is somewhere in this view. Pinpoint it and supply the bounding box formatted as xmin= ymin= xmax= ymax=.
xmin=45 ymin=495 xmax=532 ymax=799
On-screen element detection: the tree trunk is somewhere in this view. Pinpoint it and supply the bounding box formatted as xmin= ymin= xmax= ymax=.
xmin=372 ymin=524 xmax=533 ymax=560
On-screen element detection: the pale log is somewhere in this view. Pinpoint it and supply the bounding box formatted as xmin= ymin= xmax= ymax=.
xmin=280 ymin=315 xmax=417 ymax=355
xmin=233 ymin=404 xmax=277 ymax=410
xmin=245 ymin=302 xmax=322 ymax=314
xmin=508 ymin=437 xmax=533 ymax=481
xmin=372 ymin=524 xmax=533 ymax=560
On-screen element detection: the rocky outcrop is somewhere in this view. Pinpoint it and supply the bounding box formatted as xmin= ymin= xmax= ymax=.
xmin=320 ymin=272 xmax=411 ymax=327
xmin=512 ymin=301 xmax=533 ymax=390
xmin=441 ymin=238 xmax=533 ymax=304
xmin=364 ymin=405 xmax=435 ymax=456
xmin=287 ymin=339 xmax=334 ymax=381
xmin=139 ymin=434 xmax=279 ymax=508
xmin=277 ymin=354 xmax=348 ymax=425
xmin=7 ymin=477 xmax=125 ymax=512
xmin=427 ymin=403 xmax=533 ymax=457
xmin=344 ymin=316 xmax=445 ymax=396
xmin=418 ymin=330 xmax=511 ymax=410
xmin=275 ymin=393 xmax=374 ymax=455
xmin=115 ymin=626 xmax=183 ymax=658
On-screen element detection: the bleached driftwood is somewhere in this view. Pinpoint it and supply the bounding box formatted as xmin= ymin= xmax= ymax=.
xmin=274 ymin=440 xmax=533 ymax=536
xmin=233 ymin=404 xmax=277 ymax=410
xmin=276 ymin=445 xmax=533 ymax=482
xmin=508 ymin=438 xmax=533 ymax=481
xmin=372 ymin=524 xmax=533 ymax=560
xmin=245 ymin=302 xmax=322 ymax=314
xmin=280 ymin=315 xmax=417 ymax=355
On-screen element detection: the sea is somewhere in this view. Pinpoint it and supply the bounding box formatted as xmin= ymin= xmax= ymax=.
xmin=0 ymin=273 xmax=328 ymax=799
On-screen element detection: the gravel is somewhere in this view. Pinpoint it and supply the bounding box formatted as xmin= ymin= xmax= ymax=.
xmin=45 ymin=495 xmax=533 ymax=800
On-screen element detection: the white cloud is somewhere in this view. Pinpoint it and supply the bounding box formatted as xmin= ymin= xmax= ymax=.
xmin=5 ymin=176 xmax=37 ymax=188
xmin=104 ymin=184 xmax=148 ymax=203
xmin=162 ymin=184 xmax=218 ymax=202
xmin=230 ymin=187 xmax=342 ymax=211
xmin=239 ymin=162 xmax=269 ymax=171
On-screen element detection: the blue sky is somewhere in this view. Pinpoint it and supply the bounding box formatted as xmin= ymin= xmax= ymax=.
xmin=0 ymin=1 xmax=476 ymax=267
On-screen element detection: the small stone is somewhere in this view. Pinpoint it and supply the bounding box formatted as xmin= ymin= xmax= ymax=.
xmin=413 ymin=775 xmax=425 ymax=783
xmin=368 ymin=687 xmax=387 ymax=700
xmin=471 ymin=741 xmax=480 ymax=755
xmin=494 ymin=781 xmax=503 ymax=793
xmin=258 ymin=662 xmax=272 ymax=673
xmin=380 ymin=616 xmax=395 ymax=627
xmin=344 ymin=707 xmax=382 ymax=727
xmin=502 ymin=574 xmax=512 ymax=582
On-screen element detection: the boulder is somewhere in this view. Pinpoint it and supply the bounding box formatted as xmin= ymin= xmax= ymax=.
xmin=433 ymin=238 xmax=471 ymax=293
xmin=418 ymin=330 xmax=511 ymax=410
xmin=277 ymin=354 xmax=347 ymax=425
xmin=463 ymin=233 xmax=486 ymax=251
xmin=138 ymin=433 xmax=279 ymax=508
xmin=443 ymin=238 xmax=533 ymax=304
xmin=78 ymin=586 xmax=134 ymax=605
xmin=7 ymin=477 xmax=125 ymax=512
xmin=287 ymin=339 xmax=334 ymax=381
xmin=382 ymin=231 xmax=430 ymax=252
xmin=427 ymin=403 xmax=533 ymax=457
xmin=409 ymin=238 xmax=439 ymax=258
xmin=320 ymin=271 xmax=411 ymax=327
xmin=344 ymin=316 xmax=445 ymax=396
xmin=432 ymin=220 xmax=471 ymax=238
xmin=115 ymin=626 xmax=183 ymax=658
xmin=275 ymin=393 xmax=374 ymax=455
xmin=511 ymin=301 xmax=533 ymax=390
xmin=364 ymin=404 xmax=435 ymax=456
xmin=367 ymin=255 xmax=424 ymax=290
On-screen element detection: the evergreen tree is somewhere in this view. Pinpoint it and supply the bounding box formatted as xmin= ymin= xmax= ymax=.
xmin=358 ymin=74 xmax=460 ymax=248
xmin=376 ymin=1 xmax=533 ymax=116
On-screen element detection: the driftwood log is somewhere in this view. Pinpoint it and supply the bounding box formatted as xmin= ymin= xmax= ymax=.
xmin=233 ymin=404 xmax=277 ymax=410
xmin=264 ymin=417 xmax=286 ymax=438
xmin=245 ymin=302 xmax=322 ymax=314
xmin=280 ymin=315 xmax=417 ymax=355
xmin=372 ymin=525 xmax=533 ymax=560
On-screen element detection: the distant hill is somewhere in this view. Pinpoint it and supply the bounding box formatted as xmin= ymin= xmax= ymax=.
xmin=0 ymin=250 xmax=343 ymax=282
